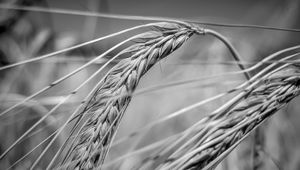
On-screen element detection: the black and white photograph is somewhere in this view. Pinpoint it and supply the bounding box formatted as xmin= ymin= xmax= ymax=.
xmin=0 ymin=0 xmax=300 ymax=169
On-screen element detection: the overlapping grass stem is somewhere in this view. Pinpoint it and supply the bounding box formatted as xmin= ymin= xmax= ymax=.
xmin=131 ymin=65 xmax=300 ymax=170
xmin=63 ymin=22 xmax=205 ymax=169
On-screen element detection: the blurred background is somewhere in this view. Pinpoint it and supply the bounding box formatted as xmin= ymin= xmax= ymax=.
xmin=0 ymin=0 xmax=300 ymax=169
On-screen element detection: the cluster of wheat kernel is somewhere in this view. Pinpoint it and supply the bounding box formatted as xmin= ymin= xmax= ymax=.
xmin=127 ymin=64 xmax=300 ymax=170
xmin=60 ymin=22 xmax=207 ymax=170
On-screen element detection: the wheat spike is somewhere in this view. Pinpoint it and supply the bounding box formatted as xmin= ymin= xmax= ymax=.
xmin=62 ymin=22 xmax=203 ymax=169
xmin=132 ymin=63 xmax=300 ymax=170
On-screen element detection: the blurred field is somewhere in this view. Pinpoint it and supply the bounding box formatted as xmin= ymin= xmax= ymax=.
xmin=0 ymin=0 xmax=300 ymax=169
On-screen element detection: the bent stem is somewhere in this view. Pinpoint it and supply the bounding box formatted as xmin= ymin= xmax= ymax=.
xmin=204 ymin=28 xmax=250 ymax=80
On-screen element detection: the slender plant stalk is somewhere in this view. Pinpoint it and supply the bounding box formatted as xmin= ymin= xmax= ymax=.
xmin=204 ymin=29 xmax=250 ymax=80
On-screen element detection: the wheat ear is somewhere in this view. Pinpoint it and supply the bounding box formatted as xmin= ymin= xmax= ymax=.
xmin=61 ymin=22 xmax=204 ymax=169
xmin=132 ymin=60 xmax=300 ymax=170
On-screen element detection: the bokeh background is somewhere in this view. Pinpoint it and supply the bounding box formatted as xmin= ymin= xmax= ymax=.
xmin=0 ymin=0 xmax=300 ymax=169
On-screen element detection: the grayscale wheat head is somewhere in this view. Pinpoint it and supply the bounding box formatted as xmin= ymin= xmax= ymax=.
xmin=63 ymin=22 xmax=205 ymax=169
xmin=132 ymin=64 xmax=300 ymax=170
